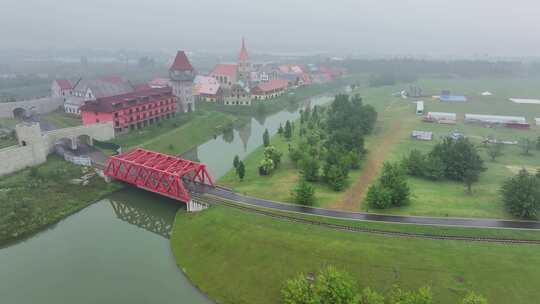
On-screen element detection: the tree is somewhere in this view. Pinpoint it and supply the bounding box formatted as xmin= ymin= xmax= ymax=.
xmin=258 ymin=158 xmax=274 ymax=176
xmin=281 ymin=275 xmax=315 ymax=304
xmin=233 ymin=155 xmax=240 ymax=169
xmin=366 ymin=162 xmax=410 ymax=209
xmin=520 ymin=138 xmax=533 ymax=155
xmin=358 ymin=288 xmax=385 ymax=304
xmin=487 ymin=143 xmax=504 ymax=161
xmin=432 ymin=138 xmax=484 ymax=192
xmin=379 ymin=162 xmax=410 ymax=206
xmin=313 ymin=266 xmax=358 ymax=304
xmin=284 ymin=120 xmax=293 ymax=140
xmin=500 ymin=169 xmax=540 ymax=219
xmin=236 ymin=161 xmax=245 ymax=181
xmin=282 ymin=266 xmax=357 ymax=304
xmin=365 ymin=183 xmax=393 ymax=209
xmin=263 ymin=129 xmax=270 ymax=147
xmin=289 ymin=146 xmax=303 ymax=164
xmin=299 ymin=155 xmax=320 ymax=182
xmin=387 ymin=286 xmax=433 ymax=304
xmin=291 ymin=179 xmax=315 ymax=206
xmin=325 ymin=164 xmax=347 ymax=191
xmin=278 ymin=124 xmax=284 ymax=135
xmin=461 ymin=292 xmax=488 ymax=304
xmin=264 ymin=145 xmax=283 ymax=168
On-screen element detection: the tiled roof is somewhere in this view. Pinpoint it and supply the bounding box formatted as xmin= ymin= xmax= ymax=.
xmin=148 ymin=78 xmax=170 ymax=88
xmin=170 ymin=51 xmax=194 ymax=71
xmin=80 ymin=87 xmax=172 ymax=113
xmin=73 ymin=77 xmax=134 ymax=99
xmin=55 ymin=79 xmax=72 ymax=90
xmin=210 ymin=64 xmax=238 ymax=78
xmin=254 ymin=78 xmax=288 ymax=93
xmin=133 ymin=83 xmax=152 ymax=92
xmin=194 ymin=76 xmax=220 ymax=95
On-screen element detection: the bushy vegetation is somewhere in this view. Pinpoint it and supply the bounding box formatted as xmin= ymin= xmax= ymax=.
xmin=366 ymin=162 xmax=410 ymax=209
xmin=402 ymin=138 xmax=484 ymax=194
xmin=500 ymin=169 xmax=540 ymax=219
xmin=291 ymin=179 xmax=316 ymax=206
xmin=282 ymin=266 xmax=487 ymax=304
xmin=0 ymin=157 xmax=120 ymax=246
xmin=288 ymin=94 xmax=377 ymax=192
xmin=258 ymin=145 xmax=283 ymax=175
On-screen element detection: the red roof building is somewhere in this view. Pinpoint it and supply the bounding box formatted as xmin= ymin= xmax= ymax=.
xmin=51 ymin=79 xmax=73 ymax=99
xmin=80 ymin=87 xmax=176 ymax=133
xmin=209 ymin=64 xmax=238 ymax=88
xmin=252 ymin=78 xmax=289 ymax=100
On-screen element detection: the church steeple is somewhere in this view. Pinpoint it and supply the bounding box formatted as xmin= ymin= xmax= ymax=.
xmin=239 ymin=37 xmax=249 ymax=62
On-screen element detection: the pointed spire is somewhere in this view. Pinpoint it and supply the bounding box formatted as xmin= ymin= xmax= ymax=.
xmin=170 ymin=50 xmax=194 ymax=71
xmin=239 ymin=37 xmax=249 ymax=62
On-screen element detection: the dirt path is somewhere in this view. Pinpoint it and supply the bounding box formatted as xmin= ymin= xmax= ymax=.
xmin=330 ymin=102 xmax=411 ymax=211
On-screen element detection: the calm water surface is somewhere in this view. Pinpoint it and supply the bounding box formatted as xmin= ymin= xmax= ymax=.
xmin=0 ymin=95 xmax=333 ymax=304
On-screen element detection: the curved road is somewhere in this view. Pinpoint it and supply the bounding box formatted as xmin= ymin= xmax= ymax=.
xmin=194 ymin=185 xmax=540 ymax=230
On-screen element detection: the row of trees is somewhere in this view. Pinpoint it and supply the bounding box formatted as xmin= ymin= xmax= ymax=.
xmin=282 ymin=266 xmax=488 ymax=304
xmin=402 ymin=138 xmax=484 ymax=194
xmin=288 ymin=94 xmax=377 ymax=196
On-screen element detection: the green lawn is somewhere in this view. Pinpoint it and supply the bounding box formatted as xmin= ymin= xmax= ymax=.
xmin=0 ymin=156 xmax=121 ymax=246
xmin=41 ymin=110 xmax=82 ymax=128
xmin=220 ymin=76 xmax=540 ymax=219
xmin=374 ymin=76 xmax=540 ymax=219
xmin=171 ymin=206 xmax=540 ymax=304
xmin=112 ymin=111 xmax=236 ymax=154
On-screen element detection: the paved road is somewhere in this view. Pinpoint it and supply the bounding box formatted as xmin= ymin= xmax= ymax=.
xmin=194 ymin=185 xmax=540 ymax=230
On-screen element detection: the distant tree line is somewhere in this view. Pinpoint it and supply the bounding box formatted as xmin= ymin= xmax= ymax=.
xmin=339 ymin=58 xmax=540 ymax=78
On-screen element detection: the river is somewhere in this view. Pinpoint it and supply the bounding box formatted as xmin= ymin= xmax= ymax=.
xmin=0 ymin=95 xmax=333 ymax=304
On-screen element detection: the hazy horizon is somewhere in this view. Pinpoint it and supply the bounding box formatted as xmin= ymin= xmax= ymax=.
xmin=2 ymin=0 xmax=540 ymax=57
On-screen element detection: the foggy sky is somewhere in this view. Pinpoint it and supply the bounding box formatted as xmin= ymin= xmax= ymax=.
xmin=2 ymin=0 xmax=540 ymax=57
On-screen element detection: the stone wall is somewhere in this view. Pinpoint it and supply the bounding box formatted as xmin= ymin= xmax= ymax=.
xmin=0 ymin=145 xmax=39 ymax=176
xmin=0 ymin=121 xmax=115 ymax=177
xmin=0 ymin=97 xmax=63 ymax=118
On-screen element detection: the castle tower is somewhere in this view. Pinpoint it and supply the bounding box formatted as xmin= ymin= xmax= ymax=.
xmin=169 ymin=51 xmax=196 ymax=113
xmin=237 ymin=38 xmax=251 ymax=86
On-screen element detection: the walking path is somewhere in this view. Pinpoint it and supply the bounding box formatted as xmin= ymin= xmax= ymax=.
xmin=195 ymin=184 xmax=540 ymax=229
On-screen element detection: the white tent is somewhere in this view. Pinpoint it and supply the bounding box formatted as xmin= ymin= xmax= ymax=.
xmin=481 ymin=91 xmax=492 ymax=96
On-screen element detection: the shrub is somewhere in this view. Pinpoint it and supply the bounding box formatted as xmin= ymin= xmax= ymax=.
xmin=291 ymin=179 xmax=315 ymax=206
xmin=500 ymin=169 xmax=540 ymax=219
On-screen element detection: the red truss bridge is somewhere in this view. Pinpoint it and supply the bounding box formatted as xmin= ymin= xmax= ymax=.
xmin=104 ymin=148 xmax=214 ymax=209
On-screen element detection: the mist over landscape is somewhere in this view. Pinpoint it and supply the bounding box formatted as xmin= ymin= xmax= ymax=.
xmin=1 ymin=2 xmax=540 ymax=304
xmin=2 ymin=0 xmax=540 ymax=57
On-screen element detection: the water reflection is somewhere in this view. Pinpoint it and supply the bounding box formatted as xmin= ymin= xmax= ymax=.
xmin=109 ymin=191 xmax=179 ymax=239
xmin=194 ymin=95 xmax=333 ymax=179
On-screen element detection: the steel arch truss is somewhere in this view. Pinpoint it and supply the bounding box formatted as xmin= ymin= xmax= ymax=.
xmin=104 ymin=148 xmax=214 ymax=202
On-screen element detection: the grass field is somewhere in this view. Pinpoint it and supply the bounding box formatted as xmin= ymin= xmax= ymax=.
xmin=40 ymin=110 xmax=82 ymax=128
xmin=171 ymin=205 xmax=540 ymax=304
xmin=0 ymin=156 xmax=121 ymax=246
xmin=111 ymin=111 xmax=236 ymax=154
xmin=219 ymin=76 xmax=540 ymax=219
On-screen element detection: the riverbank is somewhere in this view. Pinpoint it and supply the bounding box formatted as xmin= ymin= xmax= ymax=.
xmin=0 ymin=156 xmax=122 ymax=247
xmin=111 ymin=110 xmax=237 ymax=154
xmin=0 ymin=111 xmax=237 ymax=247
xmin=171 ymin=205 xmax=540 ymax=304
